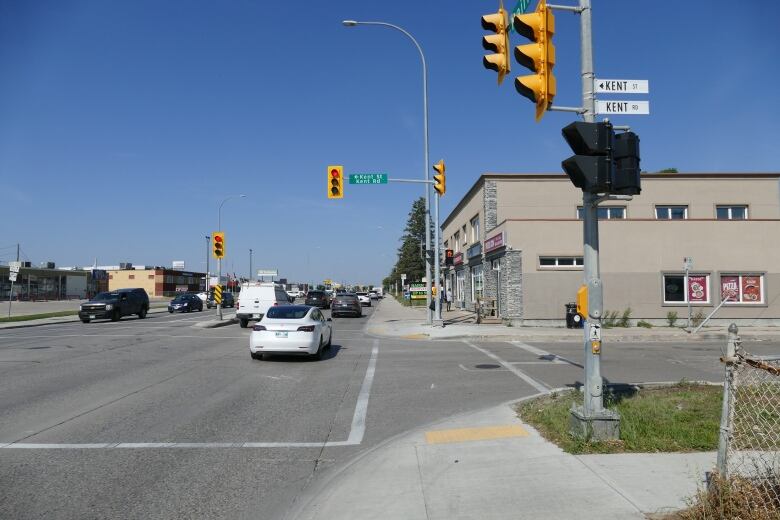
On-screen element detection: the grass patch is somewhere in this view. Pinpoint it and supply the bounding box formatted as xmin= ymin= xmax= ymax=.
xmin=516 ymin=383 xmax=722 ymax=454
xmin=0 ymin=310 xmax=78 ymax=323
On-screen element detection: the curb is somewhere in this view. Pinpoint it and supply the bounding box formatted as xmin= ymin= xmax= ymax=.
xmin=0 ymin=307 xmax=170 ymax=330
xmin=193 ymin=317 xmax=238 ymax=329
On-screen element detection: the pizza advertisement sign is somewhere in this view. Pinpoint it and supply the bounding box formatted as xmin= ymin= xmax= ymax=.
xmin=687 ymin=275 xmax=708 ymax=303
xmin=741 ymin=275 xmax=763 ymax=303
xmin=721 ymin=274 xmax=763 ymax=304
xmin=721 ymin=276 xmax=739 ymax=302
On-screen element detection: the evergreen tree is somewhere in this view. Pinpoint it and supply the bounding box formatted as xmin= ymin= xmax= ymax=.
xmin=384 ymin=197 xmax=432 ymax=286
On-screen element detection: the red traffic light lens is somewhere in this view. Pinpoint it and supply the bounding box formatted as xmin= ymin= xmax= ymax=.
xmin=214 ymin=236 xmax=223 ymax=242
xmin=331 ymin=169 xmax=340 ymax=177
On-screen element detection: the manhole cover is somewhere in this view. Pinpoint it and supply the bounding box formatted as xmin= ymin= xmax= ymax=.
xmin=475 ymin=364 xmax=501 ymax=369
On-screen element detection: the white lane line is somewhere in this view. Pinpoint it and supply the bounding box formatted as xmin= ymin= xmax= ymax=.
xmin=464 ymin=341 xmax=550 ymax=393
xmin=0 ymin=342 xmax=380 ymax=450
xmin=508 ymin=341 xmax=581 ymax=367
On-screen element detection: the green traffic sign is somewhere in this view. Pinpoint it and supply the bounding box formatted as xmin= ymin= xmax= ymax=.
xmin=349 ymin=173 xmax=388 ymax=185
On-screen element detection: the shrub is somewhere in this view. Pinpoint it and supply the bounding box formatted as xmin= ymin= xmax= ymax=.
xmin=666 ymin=311 xmax=678 ymax=327
xmin=637 ymin=320 xmax=652 ymax=328
xmin=618 ymin=307 xmax=632 ymax=327
xmin=603 ymin=310 xmax=619 ymax=328
xmin=691 ymin=310 xmax=705 ymax=328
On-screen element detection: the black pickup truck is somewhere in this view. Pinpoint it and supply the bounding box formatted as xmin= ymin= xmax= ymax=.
xmin=78 ymin=288 xmax=149 ymax=323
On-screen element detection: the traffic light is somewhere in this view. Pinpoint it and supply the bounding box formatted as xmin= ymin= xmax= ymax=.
xmin=513 ymin=0 xmax=556 ymax=121
xmin=445 ymin=249 xmax=454 ymax=266
xmin=327 ymin=165 xmax=344 ymax=199
xmin=561 ymin=121 xmax=613 ymax=193
xmin=481 ymin=5 xmax=511 ymax=85
xmin=612 ymin=132 xmax=641 ymax=195
xmin=433 ymin=159 xmax=446 ymax=196
xmin=212 ymin=231 xmax=225 ymax=259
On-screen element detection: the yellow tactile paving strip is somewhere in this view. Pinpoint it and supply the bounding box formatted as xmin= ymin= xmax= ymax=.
xmin=425 ymin=424 xmax=529 ymax=444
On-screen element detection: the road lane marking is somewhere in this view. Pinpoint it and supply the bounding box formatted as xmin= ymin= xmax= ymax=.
xmin=425 ymin=424 xmax=529 ymax=444
xmin=0 ymin=342 xmax=380 ymax=450
xmin=464 ymin=341 xmax=550 ymax=393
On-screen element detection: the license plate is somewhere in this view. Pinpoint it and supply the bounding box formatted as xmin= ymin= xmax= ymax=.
xmin=89 ymin=315 xmax=95 ymax=319
xmin=275 ymin=332 xmax=288 ymax=338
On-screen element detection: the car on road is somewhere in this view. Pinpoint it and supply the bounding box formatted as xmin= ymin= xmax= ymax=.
xmin=206 ymin=291 xmax=235 ymax=309
xmin=168 ymin=293 xmax=203 ymax=313
xmin=369 ymin=290 xmax=380 ymax=300
xmin=355 ymin=292 xmax=371 ymax=307
xmin=331 ymin=293 xmax=362 ymax=318
xmin=236 ymin=282 xmax=290 ymax=328
xmin=249 ymin=305 xmax=333 ymax=360
xmin=285 ymin=287 xmax=301 ymax=300
xmin=195 ymin=292 xmax=209 ymax=302
xmin=305 ymin=290 xmax=331 ymax=309
xmin=78 ymin=288 xmax=149 ymax=323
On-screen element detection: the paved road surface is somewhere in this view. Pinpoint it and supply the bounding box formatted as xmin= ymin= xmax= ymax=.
xmin=1 ymin=301 xmax=777 ymax=519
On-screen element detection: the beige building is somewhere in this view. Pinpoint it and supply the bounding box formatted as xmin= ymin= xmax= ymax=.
xmin=441 ymin=173 xmax=780 ymax=326
xmin=108 ymin=268 xmax=205 ymax=297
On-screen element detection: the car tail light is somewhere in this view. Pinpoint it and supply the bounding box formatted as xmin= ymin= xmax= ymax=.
xmin=252 ymin=325 xmax=266 ymax=331
xmin=297 ymin=325 xmax=315 ymax=332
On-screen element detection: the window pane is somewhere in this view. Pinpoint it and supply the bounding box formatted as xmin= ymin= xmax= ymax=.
xmin=656 ymin=207 xmax=668 ymax=219
xmin=716 ymin=207 xmax=729 ymax=219
xmin=609 ymin=207 xmax=626 ymax=219
xmin=539 ymin=257 xmax=556 ymax=266
xmin=557 ymin=258 xmax=575 ymax=266
xmin=574 ymin=257 xmax=584 ymax=266
xmin=670 ymin=207 xmax=686 ymax=219
xmin=576 ymin=208 xmax=584 ymax=220
xmin=731 ymin=207 xmax=746 ymax=219
xmin=597 ymin=208 xmax=609 ymax=219
xmin=664 ymin=275 xmax=685 ymax=302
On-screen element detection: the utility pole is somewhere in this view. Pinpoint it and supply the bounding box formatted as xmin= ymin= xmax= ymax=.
xmin=205 ymin=235 xmax=210 ymax=292
xmin=249 ymin=249 xmax=253 ymax=282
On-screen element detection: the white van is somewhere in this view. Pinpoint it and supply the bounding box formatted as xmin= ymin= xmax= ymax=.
xmin=236 ymin=282 xmax=290 ymax=328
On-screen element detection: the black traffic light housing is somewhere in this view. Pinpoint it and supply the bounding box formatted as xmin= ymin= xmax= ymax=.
xmin=445 ymin=249 xmax=454 ymax=266
xmin=562 ymin=121 xmax=641 ymax=195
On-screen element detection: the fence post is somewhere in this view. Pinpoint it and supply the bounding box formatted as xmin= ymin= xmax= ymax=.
xmin=716 ymin=323 xmax=740 ymax=478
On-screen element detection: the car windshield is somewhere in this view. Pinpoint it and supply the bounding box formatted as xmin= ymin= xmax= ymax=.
xmin=172 ymin=295 xmax=188 ymax=301
xmin=265 ymin=306 xmax=310 ymax=320
xmin=93 ymin=292 xmax=120 ymax=301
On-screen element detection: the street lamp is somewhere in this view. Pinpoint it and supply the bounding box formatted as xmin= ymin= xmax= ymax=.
xmin=342 ymin=19 xmax=434 ymax=325
xmin=205 ymin=234 xmax=211 ymax=292
xmin=216 ymin=194 xmax=246 ymax=320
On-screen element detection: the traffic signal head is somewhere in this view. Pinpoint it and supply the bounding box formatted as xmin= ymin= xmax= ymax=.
xmin=513 ymin=0 xmax=556 ymax=121
xmin=212 ymin=231 xmax=225 ymax=259
xmin=327 ymin=165 xmax=344 ymax=199
xmin=561 ymin=121 xmax=614 ymax=193
xmin=481 ymin=7 xmax=511 ymax=85
xmin=433 ymin=159 xmax=446 ymax=196
xmin=445 ymin=249 xmax=454 ymax=266
xmin=612 ymin=132 xmax=641 ymax=195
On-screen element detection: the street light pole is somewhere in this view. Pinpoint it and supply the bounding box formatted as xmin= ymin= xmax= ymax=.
xmin=249 ymin=248 xmax=253 ymax=282
xmin=205 ymin=235 xmax=210 ymax=292
xmin=217 ymin=194 xmax=246 ymax=320
xmin=342 ymin=19 xmax=433 ymax=325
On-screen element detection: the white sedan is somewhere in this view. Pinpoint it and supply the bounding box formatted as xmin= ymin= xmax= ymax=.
xmin=249 ymin=305 xmax=332 ymax=360
xmin=355 ymin=292 xmax=371 ymax=307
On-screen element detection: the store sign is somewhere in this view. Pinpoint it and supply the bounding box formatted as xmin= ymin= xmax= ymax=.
xmin=409 ymin=282 xmax=427 ymax=300
xmin=721 ymin=275 xmax=763 ymax=303
xmin=742 ymin=275 xmax=762 ymax=302
xmin=484 ymin=232 xmax=504 ymax=253
xmin=687 ymin=275 xmax=708 ymax=303
xmin=467 ymin=243 xmax=482 ymax=259
xmin=453 ymin=252 xmax=464 ymax=266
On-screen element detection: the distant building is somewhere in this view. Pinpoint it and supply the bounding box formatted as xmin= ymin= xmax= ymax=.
xmin=441 ymin=173 xmax=780 ymax=326
xmin=1 ymin=264 xmax=90 ymax=301
xmin=108 ymin=268 xmax=206 ymax=297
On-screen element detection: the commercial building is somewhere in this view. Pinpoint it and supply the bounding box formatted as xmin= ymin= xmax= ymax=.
xmin=108 ymin=268 xmax=206 ymax=297
xmin=0 ymin=264 xmax=91 ymax=300
xmin=441 ymin=173 xmax=780 ymax=326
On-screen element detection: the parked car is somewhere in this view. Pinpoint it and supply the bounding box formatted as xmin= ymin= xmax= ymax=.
xmin=305 ymin=290 xmax=331 ymax=309
xmin=331 ymin=293 xmax=362 ymax=318
xmin=78 ymin=288 xmax=149 ymax=323
xmin=369 ymin=291 xmax=380 ymax=300
xmin=206 ymin=291 xmax=235 ymax=309
xmin=249 ymin=305 xmax=332 ymax=360
xmin=355 ymin=292 xmax=372 ymax=307
xmin=168 ymin=293 xmax=203 ymax=313
xmin=236 ymin=282 xmax=290 ymax=328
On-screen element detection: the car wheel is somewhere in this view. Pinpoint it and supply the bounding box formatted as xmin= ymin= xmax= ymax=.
xmin=168 ymin=309 xmax=174 ymax=313
xmin=326 ymin=331 xmax=332 ymax=348
xmin=312 ymin=337 xmax=324 ymax=360
xmin=239 ymin=318 xmax=249 ymax=328
xmin=81 ymin=318 xmax=90 ymax=324
xmin=138 ymin=307 xmax=148 ymax=319
xmin=111 ymin=309 xmax=121 ymax=322
xmin=250 ymin=351 xmax=263 ymax=360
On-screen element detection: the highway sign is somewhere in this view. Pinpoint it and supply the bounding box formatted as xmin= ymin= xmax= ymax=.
xmin=595 ymin=100 xmax=649 ymax=115
xmin=349 ymin=174 xmax=388 ymax=185
xmin=595 ymin=79 xmax=649 ymax=94
xmin=9 ymin=261 xmax=21 ymax=274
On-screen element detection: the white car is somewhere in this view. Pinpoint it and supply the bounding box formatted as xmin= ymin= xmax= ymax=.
xmin=355 ymin=292 xmax=371 ymax=307
xmin=236 ymin=282 xmax=290 ymax=328
xmin=249 ymin=305 xmax=332 ymax=360
xmin=196 ymin=292 xmax=209 ymax=302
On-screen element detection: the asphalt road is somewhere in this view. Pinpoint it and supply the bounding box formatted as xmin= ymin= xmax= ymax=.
xmin=1 ymin=301 xmax=778 ymax=519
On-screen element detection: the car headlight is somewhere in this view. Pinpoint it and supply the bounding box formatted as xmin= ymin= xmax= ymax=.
xmin=105 ymin=304 xmax=113 ymax=310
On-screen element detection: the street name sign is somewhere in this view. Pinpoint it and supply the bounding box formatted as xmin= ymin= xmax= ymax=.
xmin=349 ymin=173 xmax=388 ymax=185
xmin=596 ymin=100 xmax=649 ymax=115
xmin=595 ymin=79 xmax=649 ymax=94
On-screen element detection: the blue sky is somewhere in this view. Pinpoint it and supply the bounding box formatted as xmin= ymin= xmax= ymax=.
xmin=1 ymin=0 xmax=778 ymax=285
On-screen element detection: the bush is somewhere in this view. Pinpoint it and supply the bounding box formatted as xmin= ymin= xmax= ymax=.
xmin=670 ymin=472 xmax=780 ymax=520
xmin=603 ymin=310 xmax=619 ymax=328
xmin=618 ymin=307 xmax=632 ymax=327
xmin=637 ymin=320 xmax=652 ymax=328
xmin=667 ymin=311 xmax=679 ymax=327
xmin=691 ymin=310 xmax=705 ymax=328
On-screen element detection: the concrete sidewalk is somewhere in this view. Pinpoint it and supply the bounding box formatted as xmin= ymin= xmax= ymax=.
xmin=290 ymin=397 xmax=712 ymax=519
xmin=367 ymin=296 xmax=780 ymax=342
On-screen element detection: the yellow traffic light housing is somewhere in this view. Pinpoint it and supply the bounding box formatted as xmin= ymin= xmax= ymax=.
xmin=212 ymin=231 xmax=225 ymax=259
xmin=481 ymin=4 xmax=511 ymax=85
xmin=514 ymin=0 xmax=556 ymax=121
xmin=327 ymin=165 xmax=344 ymax=199
xmin=433 ymin=159 xmax=446 ymax=196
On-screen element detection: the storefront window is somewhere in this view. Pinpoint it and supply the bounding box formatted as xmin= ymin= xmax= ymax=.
xmin=721 ymin=274 xmax=764 ymax=304
xmin=663 ymin=273 xmax=710 ymax=304
xmin=471 ymin=265 xmax=484 ymax=302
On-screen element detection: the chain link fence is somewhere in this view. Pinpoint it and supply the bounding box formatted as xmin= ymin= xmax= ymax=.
xmin=717 ymin=325 xmax=780 ymax=515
